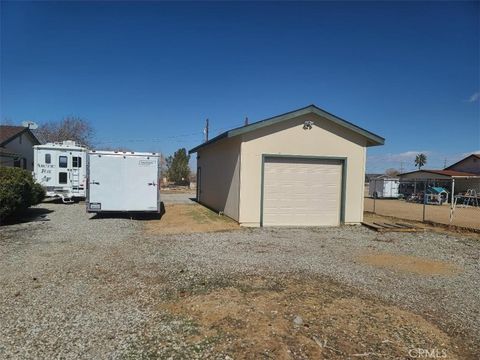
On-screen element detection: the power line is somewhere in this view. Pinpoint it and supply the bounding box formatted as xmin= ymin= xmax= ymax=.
xmin=95 ymin=131 xmax=203 ymax=145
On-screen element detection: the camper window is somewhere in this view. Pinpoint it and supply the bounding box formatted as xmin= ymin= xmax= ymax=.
xmin=59 ymin=156 xmax=68 ymax=168
xmin=45 ymin=154 xmax=51 ymax=164
xmin=73 ymin=156 xmax=82 ymax=167
xmin=59 ymin=172 xmax=68 ymax=184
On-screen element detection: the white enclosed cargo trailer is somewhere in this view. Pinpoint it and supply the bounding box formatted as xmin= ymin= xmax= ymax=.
xmin=86 ymin=151 xmax=161 ymax=213
xmin=368 ymin=177 xmax=399 ymax=198
xmin=33 ymin=141 xmax=88 ymax=203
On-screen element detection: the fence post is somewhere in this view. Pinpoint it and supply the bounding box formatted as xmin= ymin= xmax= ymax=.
xmin=449 ymin=178 xmax=455 ymax=224
xmin=373 ymin=179 xmax=376 ymax=213
xmin=423 ymin=180 xmax=427 ymax=222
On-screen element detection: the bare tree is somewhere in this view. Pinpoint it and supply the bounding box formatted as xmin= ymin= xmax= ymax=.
xmin=36 ymin=116 xmax=94 ymax=147
xmin=385 ymin=168 xmax=400 ymax=177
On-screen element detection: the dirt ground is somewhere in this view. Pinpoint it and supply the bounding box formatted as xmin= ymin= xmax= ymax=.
xmin=357 ymin=252 xmax=462 ymax=275
xmin=164 ymin=276 xmax=459 ymax=359
xmin=1 ymin=202 xmax=479 ymax=359
xmin=364 ymin=197 xmax=480 ymax=230
xmin=144 ymin=203 xmax=239 ymax=234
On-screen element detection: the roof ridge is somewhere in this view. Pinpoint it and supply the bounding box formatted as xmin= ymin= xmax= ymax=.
xmin=189 ymin=104 xmax=384 ymax=153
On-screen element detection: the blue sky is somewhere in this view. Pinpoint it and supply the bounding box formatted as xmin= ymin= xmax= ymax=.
xmin=1 ymin=1 xmax=479 ymax=172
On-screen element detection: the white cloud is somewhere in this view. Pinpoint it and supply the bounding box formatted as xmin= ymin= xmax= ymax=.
xmin=466 ymin=92 xmax=480 ymax=102
xmin=367 ymin=150 xmax=480 ymax=173
xmin=462 ymin=150 xmax=480 ymax=157
xmin=368 ymin=150 xmax=431 ymax=163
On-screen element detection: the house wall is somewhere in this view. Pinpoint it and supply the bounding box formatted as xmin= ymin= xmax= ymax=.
xmin=399 ymin=172 xmax=451 ymax=181
xmin=448 ymin=156 xmax=480 ymax=175
xmin=196 ymin=137 xmax=241 ymax=221
xmin=455 ymin=178 xmax=480 ymax=193
xmin=0 ymin=155 xmax=15 ymax=168
xmin=3 ymin=132 xmax=37 ymax=171
xmin=239 ymin=113 xmax=368 ymax=226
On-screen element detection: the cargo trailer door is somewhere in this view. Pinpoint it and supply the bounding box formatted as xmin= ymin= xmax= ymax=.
xmin=88 ymin=154 xmax=159 ymax=212
xmin=88 ymin=154 xmax=124 ymax=211
xmin=123 ymin=156 xmax=159 ymax=211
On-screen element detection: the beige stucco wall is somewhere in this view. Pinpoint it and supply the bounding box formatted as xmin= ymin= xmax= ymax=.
xmin=238 ymin=113 xmax=368 ymax=226
xmin=197 ymin=137 xmax=241 ymax=221
xmin=3 ymin=132 xmax=36 ymax=171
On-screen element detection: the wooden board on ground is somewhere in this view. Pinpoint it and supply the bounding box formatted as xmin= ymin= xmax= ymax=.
xmin=362 ymin=221 xmax=421 ymax=233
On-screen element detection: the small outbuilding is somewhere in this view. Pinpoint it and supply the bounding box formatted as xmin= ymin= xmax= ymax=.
xmin=189 ymin=105 xmax=384 ymax=227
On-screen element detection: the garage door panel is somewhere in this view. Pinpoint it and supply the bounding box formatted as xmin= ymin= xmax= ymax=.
xmin=263 ymin=158 xmax=342 ymax=226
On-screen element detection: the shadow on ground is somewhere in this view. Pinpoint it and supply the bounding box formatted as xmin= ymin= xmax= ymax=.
xmin=1 ymin=207 xmax=54 ymax=226
xmin=89 ymin=202 xmax=166 ymax=221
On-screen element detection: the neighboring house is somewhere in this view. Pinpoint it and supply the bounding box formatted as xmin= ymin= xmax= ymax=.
xmin=189 ymin=104 xmax=384 ymax=227
xmin=445 ymin=154 xmax=480 ymax=175
xmin=0 ymin=125 xmax=41 ymax=171
xmin=365 ymin=173 xmax=383 ymax=183
xmin=399 ymin=157 xmax=480 ymax=194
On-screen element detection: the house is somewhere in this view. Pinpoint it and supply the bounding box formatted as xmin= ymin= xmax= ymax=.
xmin=189 ymin=105 xmax=384 ymax=227
xmin=0 ymin=125 xmax=41 ymax=171
xmin=365 ymin=173 xmax=383 ymax=183
xmin=445 ymin=154 xmax=480 ymax=175
xmin=398 ymin=154 xmax=480 ymax=195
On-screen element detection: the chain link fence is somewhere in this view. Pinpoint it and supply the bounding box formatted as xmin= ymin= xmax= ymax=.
xmin=364 ymin=177 xmax=480 ymax=230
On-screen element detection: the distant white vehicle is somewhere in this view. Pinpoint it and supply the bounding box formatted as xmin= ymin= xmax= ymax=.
xmin=33 ymin=141 xmax=88 ymax=203
xmin=86 ymin=151 xmax=161 ymax=213
xmin=368 ymin=176 xmax=399 ymax=198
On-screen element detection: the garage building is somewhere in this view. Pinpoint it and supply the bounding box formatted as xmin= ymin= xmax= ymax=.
xmin=189 ymin=105 xmax=384 ymax=227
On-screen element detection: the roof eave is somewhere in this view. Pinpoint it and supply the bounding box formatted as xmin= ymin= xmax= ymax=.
xmin=227 ymin=105 xmax=385 ymax=146
xmin=188 ymin=132 xmax=228 ymax=154
xmin=0 ymin=127 xmax=41 ymax=146
xmin=188 ymin=104 xmax=385 ymax=153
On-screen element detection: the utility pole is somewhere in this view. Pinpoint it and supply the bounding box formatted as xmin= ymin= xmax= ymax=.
xmin=204 ymin=118 xmax=209 ymax=142
xmin=400 ymin=161 xmax=404 ymax=173
xmin=443 ymin=158 xmax=447 ymax=168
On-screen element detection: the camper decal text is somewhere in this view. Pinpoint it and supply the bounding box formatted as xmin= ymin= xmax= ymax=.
xmin=138 ymin=160 xmax=155 ymax=166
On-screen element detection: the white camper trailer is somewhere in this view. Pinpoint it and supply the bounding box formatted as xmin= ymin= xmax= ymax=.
xmin=368 ymin=176 xmax=400 ymax=198
xmin=33 ymin=141 xmax=88 ymax=203
xmin=86 ymin=151 xmax=161 ymax=213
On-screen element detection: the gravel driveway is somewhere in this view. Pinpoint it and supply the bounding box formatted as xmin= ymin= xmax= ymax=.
xmin=0 ymin=201 xmax=479 ymax=359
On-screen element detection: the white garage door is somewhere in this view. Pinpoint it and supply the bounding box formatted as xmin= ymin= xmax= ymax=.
xmin=262 ymin=157 xmax=342 ymax=226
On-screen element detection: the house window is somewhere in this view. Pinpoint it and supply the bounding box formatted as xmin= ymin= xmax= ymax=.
xmin=59 ymin=172 xmax=68 ymax=184
xmin=45 ymin=154 xmax=51 ymax=164
xmin=59 ymin=156 xmax=68 ymax=168
xmin=13 ymin=158 xmax=21 ymax=168
xmin=72 ymin=156 xmax=82 ymax=167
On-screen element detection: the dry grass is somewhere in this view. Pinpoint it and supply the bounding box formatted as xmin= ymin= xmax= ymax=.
xmin=357 ymin=252 xmax=462 ymax=275
xmin=144 ymin=204 xmax=239 ymax=235
xmin=364 ymin=198 xmax=480 ymax=230
xmin=164 ymin=276 xmax=461 ymax=359
xmin=363 ymin=212 xmax=480 ymax=240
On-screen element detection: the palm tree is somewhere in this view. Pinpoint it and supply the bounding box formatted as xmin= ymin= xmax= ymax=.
xmin=415 ymin=153 xmax=427 ymax=169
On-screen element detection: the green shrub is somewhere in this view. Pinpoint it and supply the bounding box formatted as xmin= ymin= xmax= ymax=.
xmin=0 ymin=167 xmax=45 ymax=221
